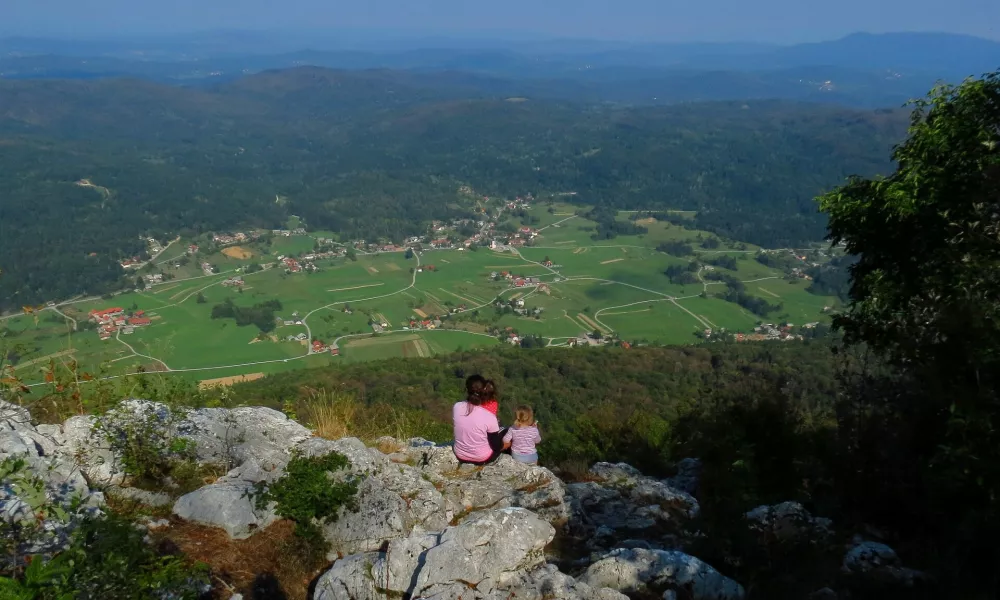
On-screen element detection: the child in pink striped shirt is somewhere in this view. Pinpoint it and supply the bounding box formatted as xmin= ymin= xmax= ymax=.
xmin=503 ymin=405 xmax=542 ymax=464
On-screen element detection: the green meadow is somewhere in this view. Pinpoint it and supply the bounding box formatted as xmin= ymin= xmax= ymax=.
xmin=1 ymin=204 xmax=839 ymax=386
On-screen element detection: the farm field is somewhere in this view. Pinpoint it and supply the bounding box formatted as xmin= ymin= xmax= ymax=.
xmin=1 ymin=204 xmax=840 ymax=387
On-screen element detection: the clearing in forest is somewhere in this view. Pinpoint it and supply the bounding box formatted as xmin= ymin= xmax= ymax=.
xmin=222 ymin=246 xmax=253 ymax=259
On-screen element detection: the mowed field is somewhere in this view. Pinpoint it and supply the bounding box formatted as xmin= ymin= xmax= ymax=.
xmin=1 ymin=203 xmax=839 ymax=386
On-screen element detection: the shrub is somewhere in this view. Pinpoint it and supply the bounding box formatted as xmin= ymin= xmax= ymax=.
xmin=253 ymin=451 xmax=359 ymax=554
xmin=0 ymin=514 xmax=209 ymax=599
xmin=94 ymin=401 xmax=196 ymax=486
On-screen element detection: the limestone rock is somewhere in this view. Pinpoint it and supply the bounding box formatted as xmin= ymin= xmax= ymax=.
xmin=323 ymin=476 xmax=412 ymax=556
xmin=178 ymin=405 xmax=312 ymax=470
xmin=172 ymin=481 xmax=276 ymax=539
xmin=842 ymin=540 xmax=924 ymax=588
xmin=745 ymin=501 xmax=832 ymax=543
xmin=413 ymin=507 xmax=554 ymax=597
xmin=665 ymin=457 xmax=702 ymax=496
xmin=580 ymin=548 xmax=745 ymax=600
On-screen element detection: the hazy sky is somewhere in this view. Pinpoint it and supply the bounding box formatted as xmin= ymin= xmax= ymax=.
xmin=3 ymin=0 xmax=998 ymax=42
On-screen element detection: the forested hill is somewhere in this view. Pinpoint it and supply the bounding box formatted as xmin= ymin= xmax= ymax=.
xmin=0 ymin=68 xmax=907 ymax=309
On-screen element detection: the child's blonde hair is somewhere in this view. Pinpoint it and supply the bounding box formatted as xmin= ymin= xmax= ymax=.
xmin=514 ymin=405 xmax=535 ymax=427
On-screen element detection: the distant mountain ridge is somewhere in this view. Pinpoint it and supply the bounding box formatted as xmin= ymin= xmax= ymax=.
xmin=0 ymin=32 xmax=996 ymax=108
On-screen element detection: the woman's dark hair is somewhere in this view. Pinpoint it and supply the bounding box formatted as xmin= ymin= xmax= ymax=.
xmin=465 ymin=375 xmax=487 ymax=414
xmin=483 ymin=379 xmax=497 ymax=401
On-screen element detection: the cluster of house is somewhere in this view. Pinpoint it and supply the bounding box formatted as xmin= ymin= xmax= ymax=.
xmin=119 ymin=256 xmax=144 ymax=269
xmin=310 ymin=339 xmax=340 ymax=355
xmin=405 ymin=318 xmax=443 ymax=331
xmin=489 ymin=271 xmax=541 ymax=288
xmin=271 ymin=228 xmax=307 ymax=237
xmin=89 ymin=307 xmax=152 ymax=340
xmin=143 ymin=273 xmax=164 ymax=286
xmin=567 ymin=332 xmax=611 ymax=347
xmin=212 ymin=231 xmax=259 ymax=246
xmin=494 ymin=297 xmax=543 ymax=317
xmin=221 ymin=276 xmax=244 ymax=287
xmin=725 ymin=323 xmax=807 ymax=342
xmin=281 ymin=257 xmax=304 ymax=273
xmin=201 ymin=262 xmax=215 ymax=276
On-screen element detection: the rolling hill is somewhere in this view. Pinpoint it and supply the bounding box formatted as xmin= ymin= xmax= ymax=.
xmin=0 ymin=67 xmax=909 ymax=310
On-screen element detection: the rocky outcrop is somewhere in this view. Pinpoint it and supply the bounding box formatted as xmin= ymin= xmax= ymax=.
xmin=566 ymin=461 xmax=699 ymax=554
xmin=745 ymin=501 xmax=832 ymax=543
xmin=842 ymin=540 xmax=925 ymax=588
xmin=313 ymin=507 xmax=628 ymax=600
xmin=580 ymin=547 xmax=746 ymax=600
xmin=0 ymin=400 xmax=737 ymax=600
xmin=0 ymin=402 xmax=105 ymax=562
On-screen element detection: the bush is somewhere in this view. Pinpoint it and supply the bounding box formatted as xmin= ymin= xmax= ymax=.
xmin=94 ymin=402 xmax=196 ymax=486
xmin=253 ymin=451 xmax=359 ymax=553
xmin=1 ymin=512 xmax=208 ymax=600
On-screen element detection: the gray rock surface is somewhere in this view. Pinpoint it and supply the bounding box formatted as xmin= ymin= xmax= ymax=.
xmin=745 ymin=501 xmax=832 ymax=543
xmin=580 ymin=548 xmax=745 ymax=600
xmin=313 ymin=508 xmax=622 ymax=600
xmin=172 ymin=481 xmax=277 ymax=539
xmin=842 ymin=540 xmax=924 ymax=587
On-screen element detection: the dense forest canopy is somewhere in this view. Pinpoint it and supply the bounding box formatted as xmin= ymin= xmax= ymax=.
xmin=0 ymin=68 xmax=907 ymax=310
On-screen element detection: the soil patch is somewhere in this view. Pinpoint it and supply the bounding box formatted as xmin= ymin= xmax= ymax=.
xmin=413 ymin=308 xmax=429 ymax=318
xmin=385 ymin=262 xmax=401 ymax=271
xmin=198 ymin=372 xmax=265 ymax=389
xmin=222 ymin=246 xmax=252 ymax=260
xmin=151 ymin=519 xmax=323 ymax=600
xmin=366 ymin=266 xmax=379 ymax=275
xmin=577 ymin=313 xmax=607 ymax=333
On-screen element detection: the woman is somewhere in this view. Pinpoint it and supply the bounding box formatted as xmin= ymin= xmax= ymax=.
xmin=453 ymin=374 xmax=510 ymax=465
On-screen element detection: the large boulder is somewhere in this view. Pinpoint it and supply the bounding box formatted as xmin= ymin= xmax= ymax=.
xmin=580 ymin=548 xmax=745 ymax=600
xmin=314 ymin=507 xmax=591 ymax=600
xmin=842 ymin=540 xmax=924 ymax=588
xmin=172 ymin=481 xmax=277 ymax=539
xmin=178 ymin=405 xmax=312 ymax=470
xmin=322 ymin=476 xmax=413 ymax=556
xmin=745 ymin=501 xmax=832 ymax=543
xmin=566 ymin=462 xmax=698 ymax=553
xmin=413 ymin=507 xmax=554 ymax=597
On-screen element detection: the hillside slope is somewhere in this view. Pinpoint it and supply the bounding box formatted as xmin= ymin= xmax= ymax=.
xmin=0 ymin=68 xmax=908 ymax=309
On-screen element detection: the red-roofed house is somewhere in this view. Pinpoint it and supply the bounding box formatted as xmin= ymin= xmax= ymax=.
xmin=128 ymin=317 xmax=152 ymax=327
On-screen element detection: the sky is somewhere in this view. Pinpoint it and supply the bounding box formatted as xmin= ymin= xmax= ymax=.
xmin=3 ymin=0 xmax=998 ymax=43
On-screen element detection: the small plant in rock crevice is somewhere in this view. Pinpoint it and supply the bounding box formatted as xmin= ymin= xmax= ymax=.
xmin=94 ymin=402 xmax=198 ymax=487
xmin=251 ymin=451 xmax=359 ymax=556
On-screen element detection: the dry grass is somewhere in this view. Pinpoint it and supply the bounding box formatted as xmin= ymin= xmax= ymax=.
xmin=297 ymin=389 xmax=439 ymax=443
xmin=153 ymin=519 xmax=328 ymax=599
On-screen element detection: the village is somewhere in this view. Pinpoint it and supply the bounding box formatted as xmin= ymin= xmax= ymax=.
xmin=88 ymin=307 xmax=153 ymax=340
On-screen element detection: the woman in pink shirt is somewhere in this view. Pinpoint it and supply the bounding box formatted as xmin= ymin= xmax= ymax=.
xmin=453 ymin=375 xmax=510 ymax=465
